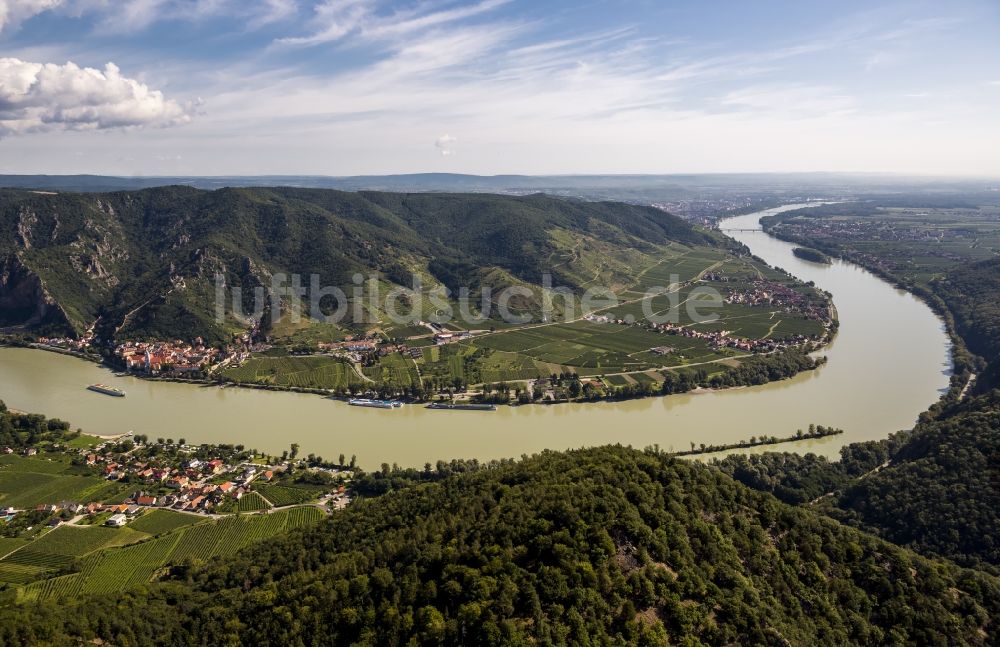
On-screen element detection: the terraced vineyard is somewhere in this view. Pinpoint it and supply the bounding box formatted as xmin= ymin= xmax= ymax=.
xmin=255 ymin=484 xmax=324 ymax=507
xmin=0 ymin=525 xmax=150 ymax=587
xmin=0 ymin=549 xmax=73 ymax=584
xmin=27 ymin=525 xmax=147 ymax=555
xmin=12 ymin=507 xmax=325 ymax=602
xmin=362 ymin=352 xmax=421 ymax=388
xmin=236 ymin=492 xmax=272 ymax=512
xmin=223 ymin=355 xmax=363 ymax=390
xmin=127 ymin=509 xmax=206 ymax=535
xmin=0 ymin=456 xmax=129 ymax=508
xmin=78 ymin=534 xmax=180 ymax=595
xmin=0 ymin=538 xmax=28 ymax=559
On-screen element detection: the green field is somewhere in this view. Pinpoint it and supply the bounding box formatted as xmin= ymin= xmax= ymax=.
xmin=26 ymin=525 xmax=147 ymax=556
xmin=128 ymin=509 xmax=206 ymax=535
xmin=223 ymin=355 xmax=364 ymax=390
xmin=222 ymin=243 xmax=828 ymax=391
xmin=362 ymin=352 xmax=421 ymax=388
xmin=236 ymin=492 xmax=272 ymax=512
xmin=255 ymin=484 xmax=324 ymax=507
xmin=0 ymin=538 xmax=29 ymax=559
xmin=12 ymin=507 xmax=325 ymax=601
xmin=0 ymin=456 xmax=129 ymax=508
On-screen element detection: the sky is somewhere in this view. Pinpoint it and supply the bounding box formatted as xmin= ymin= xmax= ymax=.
xmin=0 ymin=0 xmax=998 ymax=176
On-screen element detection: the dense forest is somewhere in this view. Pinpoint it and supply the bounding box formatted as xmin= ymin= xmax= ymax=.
xmin=742 ymin=198 xmax=1000 ymax=576
xmin=716 ymin=391 xmax=1000 ymax=575
xmin=1 ymin=446 xmax=997 ymax=646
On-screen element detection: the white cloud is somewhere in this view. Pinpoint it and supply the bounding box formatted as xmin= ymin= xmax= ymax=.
xmin=247 ymin=0 xmax=297 ymax=28
xmin=0 ymin=57 xmax=192 ymax=135
xmin=278 ymin=0 xmax=512 ymax=47
xmin=31 ymin=0 xmax=295 ymax=33
xmin=435 ymin=134 xmax=456 ymax=156
xmin=721 ymin=85 xmax=856 ymax=118
xmin=0 ymin=0 xmax=63 ymax=32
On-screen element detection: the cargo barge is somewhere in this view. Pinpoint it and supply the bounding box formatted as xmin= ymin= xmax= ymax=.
xmin=426 ymin=402 xmax=497 ymax=411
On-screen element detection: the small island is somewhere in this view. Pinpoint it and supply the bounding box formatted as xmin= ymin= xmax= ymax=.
xmin=793 ymin=246 xmax=833 ymax=264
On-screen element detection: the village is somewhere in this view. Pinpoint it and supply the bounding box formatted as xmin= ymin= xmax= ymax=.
xmin=113 ymin=339 xmax=221 ymax=376
xmin=1 ymin=436 xmax=352 ymax=532
xmin=705 ymin=273 xmax=830 ymax=322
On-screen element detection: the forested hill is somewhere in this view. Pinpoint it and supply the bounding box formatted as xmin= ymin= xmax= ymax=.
xmin=723 ymin=200 xmax=1000 ymax=576
xmin=935 ymin=258 xmax=1000 ymax=388
xmin=2 ymin=446 xmax=997 ymax=646
xmin=0 ymin=187 xmax=717 ymax=342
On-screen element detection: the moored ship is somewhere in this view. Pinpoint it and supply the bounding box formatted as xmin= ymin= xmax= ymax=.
xmin=87 ymin=384 xmax=126 ymax=397
xmin=426 ymin=402 xmax=497 ymax=411
xmin=348 ymin=398 xmax=396 ymax=409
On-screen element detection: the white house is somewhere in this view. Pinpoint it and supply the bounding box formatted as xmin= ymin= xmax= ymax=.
xmin=106 ymin=513 xmax=128 ymax=527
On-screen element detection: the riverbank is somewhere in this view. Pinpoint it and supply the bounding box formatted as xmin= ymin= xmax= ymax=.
xmin=760 ymin=219 xmax=967 ymax=403
xmin=5 ymin=335 xmax=833 ymax=410
xmin=0 ymin=204 xmax=951 ymax=468
xmin=668 ymin=425 xmax=843 ymax=457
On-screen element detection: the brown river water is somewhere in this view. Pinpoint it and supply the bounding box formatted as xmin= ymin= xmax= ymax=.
xmin=0 ymin=205 xmax=952 ymax=469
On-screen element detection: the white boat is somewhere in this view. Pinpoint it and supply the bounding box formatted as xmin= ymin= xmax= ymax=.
xmin=87 ymin=383 xmax=126 ymax=397
xmin=348 ymin=398 xmax=395 ymax=409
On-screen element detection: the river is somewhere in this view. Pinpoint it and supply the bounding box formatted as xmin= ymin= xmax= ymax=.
xmin=0 ymin=205 xmax=952 ymax=469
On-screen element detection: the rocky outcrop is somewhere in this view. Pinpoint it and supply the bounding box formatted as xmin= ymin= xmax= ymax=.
xmin=0 ymin=255 xmax=72 ymax=332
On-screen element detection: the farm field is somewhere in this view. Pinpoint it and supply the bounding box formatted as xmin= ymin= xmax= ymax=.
xmin=26 ymin=525 xmax=147 ymax=556
xmin=236 ymin=492 xmax=272 ymax=512
xmin=414 ymin=250 xmax=825 ymax=386
xmin=0 ymin=456 xmax=129 ymax=508
xmin=11 ymin=507 xmax=325 ymax=602
xmin=255 ymin=484 xmax=324 ymax=507
xmin=362 ymin=352 xmax=421 ymax=388
xmin=762 ymin=203 xmax=1000 ymax=287
xmin=222 ymin=355 xmax=364 ymax=390
xmin=222 ymin=243 xmax=829 ymax=392
xmin=128 ymin=509 xmax=206 ymax=535
xmin=0 ymin=538 xmax=28 ymax=559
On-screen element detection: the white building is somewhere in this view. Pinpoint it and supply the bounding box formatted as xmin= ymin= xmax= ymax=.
xmin=106 ymin=513 xmax=128 ymax=527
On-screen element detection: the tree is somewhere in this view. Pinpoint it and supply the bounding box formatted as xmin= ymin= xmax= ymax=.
xmin=290 ymin=443 xmax=300 ymax=460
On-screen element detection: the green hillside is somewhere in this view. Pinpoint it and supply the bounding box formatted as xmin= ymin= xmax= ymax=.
xmin=0 ymin=446 xmax=995 ymax=646
xmin=0 ymin=187 xmax=720 ymax=343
